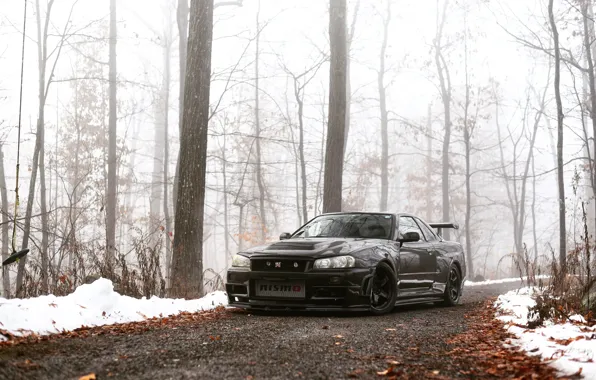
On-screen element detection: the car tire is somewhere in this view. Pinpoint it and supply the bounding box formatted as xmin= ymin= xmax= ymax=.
xmin=440 ymin=265 xmax=462 ymax=306
xmin=369 ymin=262 xmax=398 ymax=316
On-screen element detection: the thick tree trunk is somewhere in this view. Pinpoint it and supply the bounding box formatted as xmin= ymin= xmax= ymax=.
xmin=170 ymin=0 xmax=214 ymax=298
xmin=548 ymin=0 xmax=566 ymax=271
xmin=323 ymin=0 xmax=347 ymax=213
xmin=174 ymin=0 xmax=189 ymax=212
xmin=0 ymin=146 xmax=9 ymax=297
xmin=378 ymin=0 xmax=390 ymax=211
xmin=106 ymin=0 xmax=118 ymax=266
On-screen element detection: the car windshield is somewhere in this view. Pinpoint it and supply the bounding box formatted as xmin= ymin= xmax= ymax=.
xmin=292 ymin=213 xmax=393 ymax=239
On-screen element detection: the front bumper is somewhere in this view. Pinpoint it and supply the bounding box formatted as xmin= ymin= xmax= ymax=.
xmin=225 ymin=267 xmax=373 ymax=311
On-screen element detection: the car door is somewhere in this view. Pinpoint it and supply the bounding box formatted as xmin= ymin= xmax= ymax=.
xmin=414 ymin=217 xmax=442 ymax=293
xmin=397 ymin=216 xmax=434 ymax=292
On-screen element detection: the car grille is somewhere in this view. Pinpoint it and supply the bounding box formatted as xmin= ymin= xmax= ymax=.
xmin=251 ymin=258 xmax=308 ymax=272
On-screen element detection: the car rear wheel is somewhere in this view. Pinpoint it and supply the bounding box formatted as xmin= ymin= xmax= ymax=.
xmin=440 ymin=265 xmax=461 ymax=306
xmin=370 ymin=262 xmax=398 ymax=315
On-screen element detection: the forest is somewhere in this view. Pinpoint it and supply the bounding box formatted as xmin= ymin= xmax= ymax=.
xmin=0 ymin=0 xmax=591 ymax=299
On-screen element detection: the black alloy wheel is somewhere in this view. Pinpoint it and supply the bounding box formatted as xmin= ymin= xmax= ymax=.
xmin=370 ymin=262 xmax=398 ymax=315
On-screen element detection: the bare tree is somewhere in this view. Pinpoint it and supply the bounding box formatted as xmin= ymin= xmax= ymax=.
xmin=106 ymin=0 xmax=117 ymax=266
xmin=170 ymin=0 xmax=215 ymax=298
xmin=16 ymin=0 xmax=76 ymax=295
xmin=173 ymin=0 xmax=242 ymax=213
xmin=343 ymin=0 xmax=360 ymax=157
xmin=434 ymin=0 xmax=452 ymax=239
xmin=253 ymin=0 xmax=267 ymax=243
xmin=0 ymin=141 xmax=9 ymax=297
xmin=377 ymin=0 xmax=391 ymax=211
xmin=280 ymin=55 xmax=326 ymax=223
xmin=548 ymin=0 xmax=566 ymax=270
xmin=323 ymin=0 xmax=347 ymax=213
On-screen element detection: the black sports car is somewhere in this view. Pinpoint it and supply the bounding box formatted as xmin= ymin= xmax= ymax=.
xmin=225 ymin=212 xmax=466 ymax=315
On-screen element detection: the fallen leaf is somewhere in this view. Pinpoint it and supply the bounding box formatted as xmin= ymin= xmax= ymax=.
xmin=79 ymin=374 xmax=96 ymax=380
xmin=348 ymin=368 xmax=364 ymax=377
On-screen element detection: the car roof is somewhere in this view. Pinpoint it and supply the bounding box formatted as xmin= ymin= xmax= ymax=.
xmin=318 ymin=211 xmax=419 ymax=218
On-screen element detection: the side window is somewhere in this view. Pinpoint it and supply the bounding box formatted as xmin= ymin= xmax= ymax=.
xmin=416 ymin=218 xmax=438 ymax=242
xmin=398 ymin=216 xmax=425 ymax=241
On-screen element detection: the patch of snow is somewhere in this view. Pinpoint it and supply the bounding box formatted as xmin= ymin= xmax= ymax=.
xmin=465 ymin=275 xmax=550 ymax=287
xmin=0 ymin=278 xmax=228 ymax=340
xmin=495 ymin=287 xmax=596 ymax=378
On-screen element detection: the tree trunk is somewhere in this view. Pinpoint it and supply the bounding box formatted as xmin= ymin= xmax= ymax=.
xmin=174 ymin=0 xmax=189 ymax=213
xmin=221 ymin=135 xmax=230 ymax=266
xmin=0 ymin=146 xmax=10 ymax=297
xmin=315 ymin=92 xmax=326 ymax=216
xmin=343 ymin=0 xmax=359 ymax=158
xmin=170 ymin=0 xmax=214 ymax=298
xmin=378 ymin=0 xmax=390 ymax=211
xmin=434 ymin=0 xmax=451 ymax=240
xmin=464 ymin=125 xmax=473 ymax=277
xmin=17 ymin=0 xmax=54 ymax=295
xmin=294 ymin=82 xmax=308 ymax=223
xmin=163 ymin=39 xmax=173 ymax=286
xmin=39 ymin=138 xmax=49 ymax=293
xmin=323 ymin=0 xmax=347 ymax=213
xmin=548 ymin=0 xmax=566 ymax=271
xmin=425 ymin=104 xmax=432 ymax=222
xmin=580 ymin=0 xmax=596 ymax=238
xmin=106 ymin=0 xmax=118 ymax=266
xmin=254 ymin=2 xmax=267 ymax=242
xmin=531 ymin=149 xmax=538 ymax=264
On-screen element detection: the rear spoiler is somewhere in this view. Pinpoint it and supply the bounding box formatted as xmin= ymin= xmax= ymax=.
xmin=429 ymin=222 xmax=459 ymax=236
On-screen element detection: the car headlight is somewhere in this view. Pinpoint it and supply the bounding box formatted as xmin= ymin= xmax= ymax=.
xmin=232 ymin=254 xmax=250 ymax=268
xmin=313 ymin=255 xmax=355 ymax=269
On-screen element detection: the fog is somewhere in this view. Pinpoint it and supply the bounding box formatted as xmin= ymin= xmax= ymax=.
xmin=0 ymin=0 xmax=589 ymax=297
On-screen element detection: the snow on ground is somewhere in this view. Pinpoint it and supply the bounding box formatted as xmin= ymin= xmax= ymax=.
xmin=464 ymin=275 xmax=550 ymax=287
xmin=495 ymin=287 xmax=596 ymax=378
xmin=0 ymin=278 xmax=228 ymax=340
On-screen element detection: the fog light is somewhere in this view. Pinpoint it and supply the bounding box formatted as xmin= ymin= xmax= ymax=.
xmin=329 ymin=276 xmax=341 ymax=284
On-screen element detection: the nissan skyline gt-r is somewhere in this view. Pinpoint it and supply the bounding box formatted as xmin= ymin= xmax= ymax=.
xmin=225 ymin=212 xmax=466 ymax=315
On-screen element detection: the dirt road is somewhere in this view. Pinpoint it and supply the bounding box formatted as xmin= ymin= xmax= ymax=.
xmin=0 ymin=281 xmax=555 ymax=379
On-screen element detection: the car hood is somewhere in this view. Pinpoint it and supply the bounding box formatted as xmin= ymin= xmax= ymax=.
xmin=243 ymin=238 xmax=385 ymax=258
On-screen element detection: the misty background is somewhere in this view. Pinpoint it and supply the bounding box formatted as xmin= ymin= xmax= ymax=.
xmin=0 ymin=0 xmax=588 ymax=297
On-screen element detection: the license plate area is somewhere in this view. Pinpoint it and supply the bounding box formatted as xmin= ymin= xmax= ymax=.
xmin=254 ymin=281 xmax=306 ymax=298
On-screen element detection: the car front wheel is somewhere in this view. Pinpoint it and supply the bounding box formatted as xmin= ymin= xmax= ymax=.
xmin=369 ymin=262 xmax=398 ymax=315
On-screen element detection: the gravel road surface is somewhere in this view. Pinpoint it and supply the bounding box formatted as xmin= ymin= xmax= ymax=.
xmin=0 ymin=281 xmax=531 ymax=380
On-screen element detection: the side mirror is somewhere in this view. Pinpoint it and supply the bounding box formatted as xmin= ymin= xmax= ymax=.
xmin=279 ymin=232 xmax=292 ymax=240
xmin=399 ymin=231 xmax=420 ymax=243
